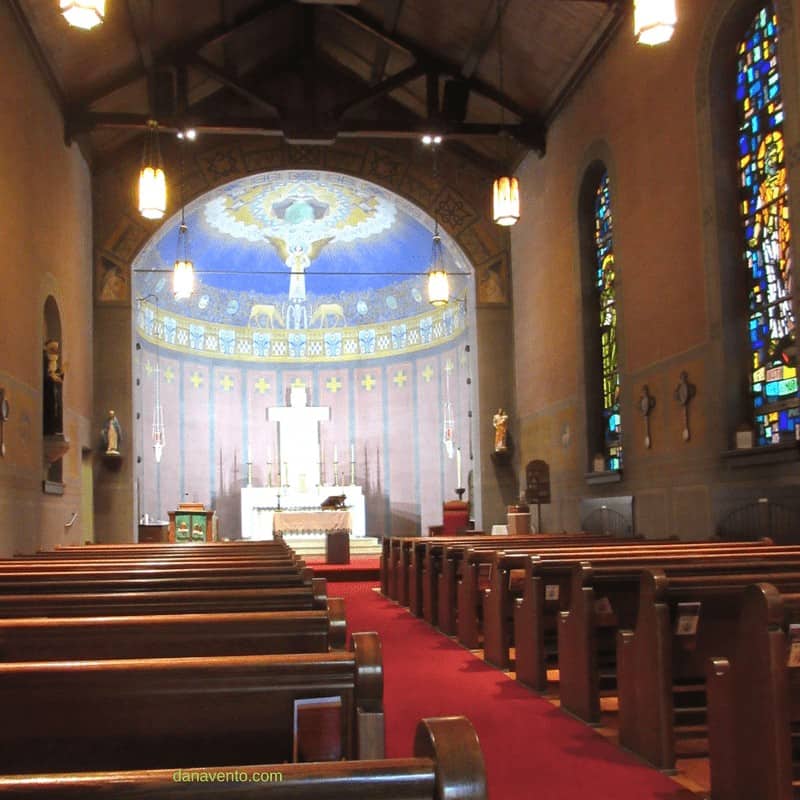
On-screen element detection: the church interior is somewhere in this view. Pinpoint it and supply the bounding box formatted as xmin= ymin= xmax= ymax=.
xmin=1 ymin=0 xmax=800 ymax=798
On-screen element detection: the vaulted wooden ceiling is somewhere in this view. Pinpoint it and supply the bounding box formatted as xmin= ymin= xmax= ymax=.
xmin=11 ymin=0 xmax=624 ymax=170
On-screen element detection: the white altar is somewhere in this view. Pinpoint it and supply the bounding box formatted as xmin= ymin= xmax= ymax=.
xmin=241 ymin=485 xmax=366 ymax=539
xmin=241 ymin=387 xmax=366 ymax=539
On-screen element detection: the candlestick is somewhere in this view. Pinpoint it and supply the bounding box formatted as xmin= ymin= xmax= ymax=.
xmin=333 ymin=459 xmax=339 ymax=487
xmin=246 ymin=461 xmax=253 ymax=487
xmin=282 ymin=461 xmax=288 ymax=488
xmin=350 ymin=442 xmax=355 ymax=463
xmin=267 ymin=460 xmax=272 ymax=488
xmin=456 ymin=447 xmax=462 ymax=488
xmin=333 ymin=444 xmax=338 ymax=463
xmin=350 ymin=460 xmax=355 ymax=485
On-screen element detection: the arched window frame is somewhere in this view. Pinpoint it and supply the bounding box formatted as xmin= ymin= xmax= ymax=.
xmin=698 ymin=0 xmax=800 ymax=457
xmin=578 ymin=158 xmax=624 ymax=478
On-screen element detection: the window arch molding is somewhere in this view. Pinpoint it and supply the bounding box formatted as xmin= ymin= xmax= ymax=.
xmin=696 ymin=0 xmax=800 ymax=450
xmin=573 ymin=142 xmax=627 ymax=477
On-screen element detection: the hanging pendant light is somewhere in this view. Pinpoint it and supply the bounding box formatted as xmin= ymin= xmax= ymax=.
xmin=634 ymin=0 xmax=677 ymax=46
xmin=138 ymin=121 xmax=167 ymax=220
xmin=173 ymin=223 xmax=194 ymax=300
xmin=492 ymin=0 xmax=520 ymax=227
xmin=493 ymin=175 xmax=520 ymax=226
xmin=60 ymin=0 xmax=105 ymax=29
xmin=427 ymin=222 xmax=449 ymax=306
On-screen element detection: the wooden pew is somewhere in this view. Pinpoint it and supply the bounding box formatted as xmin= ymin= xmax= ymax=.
xmin=454 ymin=536 xmax=648 ymax=648
xmin=617 ymin=568 xmax=800 ymax=771
xmin=421 ymin=534 xmax=591 ymax=630
xmin=511 ymin=541 xmax=788 ymax=692
xmin=0 ymin=716 xmax=487 ymax=800
xmin=0 ymin=605 xmax=348 ymax=660
xmin=383 ymin=533 xmax=487 ymax=604
xmin=705 ymin=582 xmax=796 ymax=800
xmin=0 ymin=632 xmax=384 ymax=773
xmin=46 ymin=542 xmax=293 ymax=558
xmin=0 ymin=566 xmax=313 ymax=595
xmin=0 ymin=579 xmax=330 ymax=618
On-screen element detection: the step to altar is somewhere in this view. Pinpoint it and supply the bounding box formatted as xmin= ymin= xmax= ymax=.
xmin=276 ymin=533 xmax=383 ymax=558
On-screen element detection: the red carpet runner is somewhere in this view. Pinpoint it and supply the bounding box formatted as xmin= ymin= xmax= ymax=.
xmin=334 ymin=581 xmax=694 ymax=800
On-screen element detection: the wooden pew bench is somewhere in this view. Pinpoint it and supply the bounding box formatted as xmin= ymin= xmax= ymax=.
xmin=0 ymin=632 xmax=384 ymax=774
xmin=0 ymin=716 xmax=486 ymax=800
xmin=0 ymin=565 xmax=313 ymax=595
xmin=0 ymin=579 xmax=329 ymax=618
xmin=422 ymin=534 xmax=604 ymax=632
xmin=705 ymin=582 xmax=799 ymax=800
xmin=456 ymin=536 xmax=654 ymax=649
xmin=617 ymin=568 xmax=800 ymax=771
xmin=46 ymin=542 xmax=293 ymax=559
xmin=510 ymin=542 xmax=794 ymax=692
xmin=0 ymin=604 xmax=348 ymax=660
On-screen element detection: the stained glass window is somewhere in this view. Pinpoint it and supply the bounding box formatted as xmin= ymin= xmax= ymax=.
xmin=737 ymin=4 xmax=798 ymax=445
xmin=594 ymin=172 xmax=622 ymax=469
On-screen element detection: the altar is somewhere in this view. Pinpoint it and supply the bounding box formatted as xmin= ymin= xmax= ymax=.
xmin=240 ymin=485 xmax=366 ymax=539
xmin=242 ymin=386 xmax=367 ymax=539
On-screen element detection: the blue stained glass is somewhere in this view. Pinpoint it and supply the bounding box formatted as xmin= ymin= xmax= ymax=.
xmin=593 ymin=172 xmax=621 ymax=471
xmin=737 ymin=3 xmax=798 ymax=444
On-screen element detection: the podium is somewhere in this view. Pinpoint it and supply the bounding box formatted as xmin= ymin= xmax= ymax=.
xmin=168 ymin=504 xmax=217 ymax=543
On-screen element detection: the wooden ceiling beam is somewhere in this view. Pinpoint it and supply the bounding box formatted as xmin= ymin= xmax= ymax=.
xmin=190 ymin=55 xmax=281 ymax=117
xmin=332 ymin=62 xmax=426 ymax=118
xmin=369 ymin=0 xmax=404 ymax=85
xmin=68 ymin=110 xmax=541 ymax=147
xmin=329 ymin=5 xmax=545 ymax=152
xmin=69 ymin=0 xmax=292 ymax=111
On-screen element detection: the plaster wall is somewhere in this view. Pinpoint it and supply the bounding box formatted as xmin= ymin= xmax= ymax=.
xmin=0 ymin=6 xmax=93 ymax=555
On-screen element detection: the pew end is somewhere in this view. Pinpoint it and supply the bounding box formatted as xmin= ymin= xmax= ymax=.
xmin=0 ymin=717 xmax=486 ymax=800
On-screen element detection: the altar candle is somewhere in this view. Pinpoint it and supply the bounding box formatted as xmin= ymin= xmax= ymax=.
xmin=350 ymin=442 xmax=355 ymax=462
xmin=456 ymin=447 xmax=462 ymax=488
xmin=334 ymin=444 xmax=338 ymax=463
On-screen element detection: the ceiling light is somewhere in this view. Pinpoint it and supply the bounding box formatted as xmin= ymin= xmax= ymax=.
xmin=177 ymin=128 xmax=197 ymax=141
xmin=139 ymin=121 xmax=166 ymax=220
xmin=493 ymin=176 xmax=520 ymax=226
xmin=60 ymin=0 xmax=105 ymax=29
xmin=422 ymin=134 xmax=442 ymax=146
xmin=492 ymin=0 xmax=520 ymax=227
xmin=634 ymin=0 xmax=677 ymax=46
xmin=173 ymin=224 xmax=194 ymax=300
xmin=427 ymin=227 xmax=449 ymax=306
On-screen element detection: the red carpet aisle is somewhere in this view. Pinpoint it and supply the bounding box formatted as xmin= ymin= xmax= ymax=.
xmin=335 ymin=581 xmax=694 ymax=800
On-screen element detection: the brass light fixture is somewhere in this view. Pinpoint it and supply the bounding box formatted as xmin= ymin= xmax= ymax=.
xmin=60 ymin=0 xmax=105 ymax=29
xmin=172 ymin=220 xmax=194 ymax=300
xmin=138 ymin=121 xmax=167 ymax=220
xmin=427 ymin=221 xmax=449 ymax=306
xmin=634 ymin=0 xmax=677 ymax=46
xmin=173 ymin=142 xmax=194 ymax=301
xmin=492 ymin=0 xmax=520 ymax=226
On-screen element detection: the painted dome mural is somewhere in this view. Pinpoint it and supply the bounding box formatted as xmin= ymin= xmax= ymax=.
xmin=133 ymin=170 xmax=477 ymax=540
xmin=135 ymin=170 xmax=472 ymax=362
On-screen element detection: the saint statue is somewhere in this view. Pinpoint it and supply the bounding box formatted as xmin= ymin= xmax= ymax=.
xmin=43 ymin=339 xmax=64 ymax=436
xmin=493 ymin=408 xmax=509 ymax=453
xmin=102 ymin=409 xmax=122 ymax=455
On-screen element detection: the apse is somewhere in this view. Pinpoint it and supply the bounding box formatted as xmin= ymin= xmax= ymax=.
xmin=132 ymin=170 xmax=478 ymax=538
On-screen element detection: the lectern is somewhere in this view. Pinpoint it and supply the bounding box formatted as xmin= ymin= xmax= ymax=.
xmin=168 ymin=503 xmax=218 ymax=543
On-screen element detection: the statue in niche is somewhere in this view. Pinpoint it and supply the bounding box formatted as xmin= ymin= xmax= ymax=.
xmin=102 ymin=410 xmax=122 ymax=456
xmin=43 ymin=339 xmax=64 ymax=436
xmin=493 ymin=408 xmax=509 ymax=453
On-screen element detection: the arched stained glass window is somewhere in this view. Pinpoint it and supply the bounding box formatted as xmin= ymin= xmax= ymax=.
xmin=737 ymin=4 xmax=798 ymax=444
xmin=594 ymin=173 xmax=622 ymax=469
